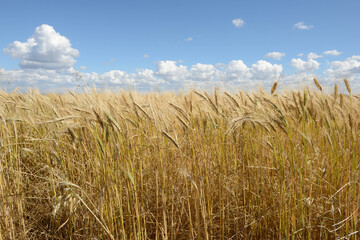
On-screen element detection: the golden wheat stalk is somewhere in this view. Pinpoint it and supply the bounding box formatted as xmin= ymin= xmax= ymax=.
xmin=37 ymin=116 xmax=77 ymax=125
xmin=162 ymin=131 xmax=179 ymax=148
xmin=224 ymin=92 xmax=240 ymax=108
xmin=340 ymin=93 xmax=344 ymax=107
xmin=344 ymin=79 xmax=351 ymax=94
xmin=334 ymin=83 xmax=338 ymax=102
xmin=93 ymin=109 xmax=104 ymax=128
xmin=204 ymin=92 xmax=219 ymax=113
xmin=313 ymin=78 xmax=322 ymax=91
xmin=133 ymin=102 xmax=152 ymax=121
xmin=271 ymin=81 xmax=278 ymax=95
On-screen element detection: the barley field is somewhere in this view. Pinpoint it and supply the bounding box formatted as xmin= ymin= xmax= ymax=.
xmin=1 ymin=80 xmax=359 ymax=239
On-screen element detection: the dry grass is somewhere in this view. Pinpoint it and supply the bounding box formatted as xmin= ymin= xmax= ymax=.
xmin=0 ymin=84 xmax=360 ymax=239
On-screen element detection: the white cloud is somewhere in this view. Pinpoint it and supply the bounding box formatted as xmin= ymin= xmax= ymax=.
xmin=190 ymin=63 xmax=217 ymax=81
xmin=293 ymin=22 xmax=314 ymax=30
xmin=307 ymin=52 xmax=322 ymax=59
xmin=323 ymin=50 xmax=342 ymax=56
xmin=156 ymin=60 xmax=189 ymax=82
xmin=143 ymin=54 xmax=149 ymax=58
xmin=135 ymin=69 xmax=161 ymax=84
xmin=347 ymin=55 xmax=360 ymax=61
xmin=291 ymin=58 xmax=320 ymax=71
xmin=185 ymin=37 xmax=192 ymax=42
xmin=80 ymin=66 xmax=87 ymax=70
xmin=3 ymin=24 xmax=79 ymax=70
xmin=327 ymin=58 xmax=360 ymax=74
xmin=280 ymin=72 xmax=314 ymax=89
xmin=217 ymin=60 xmax=251 ymax=82
xmin=264 ymin=52 xmax=285 ymax=60
xmin=1 ymin=69 xmax=75 ymax=86
xmin=232 ymin=18 xmax=245 ymax=28
xmin=82 ymin=69 xmax=163 ymax=87
xmin=3 ymin=55 xmax=360 ymax=93
xmin=323 ymin=58 xmax=360 ymax=89
xmin=98 ymin=70 xmax=133 ymax=84
xmin=251 ymin=60 xmax=283 ymax=80
xmin=297 ymin=53 xmax=304 ymax=57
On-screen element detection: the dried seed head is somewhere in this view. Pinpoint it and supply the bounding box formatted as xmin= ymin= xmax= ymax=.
xmin=349 ymin=113 xmax=353 ymax=129
xmin=162 ymin=131 xmax=179 ymax=149
xmin=93 ymin=109 xmax=104 ymax=129
xmin=340 ymin=93 xmax=344 ymax=107
xmin=334 ymin=83 xmax=338 ymax=102
xmin=313 ymin=78 xmax=322 ymax=91
xmin=271 ymin=81 xmax=278 ymax=95
xmin=214 ymin=87 xmax=219 ymax=107
xmin=344 ymin=79 xmax=351 ymax=94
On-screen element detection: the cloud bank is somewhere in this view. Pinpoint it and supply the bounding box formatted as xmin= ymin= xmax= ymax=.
xmin=2 ymin=25 xmax=360 ymax=93
xmin=2 ymin=57 xmax=360 ymax=93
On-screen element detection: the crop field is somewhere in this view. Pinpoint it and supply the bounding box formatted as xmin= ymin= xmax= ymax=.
xmin=0 ymin=80 xmax=360 ymax=239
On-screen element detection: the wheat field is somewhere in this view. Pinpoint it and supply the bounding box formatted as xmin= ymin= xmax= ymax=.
xmin=0 ymin=80 xmax=359 ymax=239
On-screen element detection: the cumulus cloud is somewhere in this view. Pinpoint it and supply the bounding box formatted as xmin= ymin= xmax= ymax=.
xmin=190 ymin=63 xmax=217 ymax=81
xmin=143 ymin=54 xmax=149 ymax=58
xmin=322 ymin=57 xmax=360 ymax=90
xmin=291 ymin=58 xmax=320 ymax=71
xmin=323 ymin=50 xmax=342 ymax=56
xmin=232 ymin=18 xmax=245 ymax=28
xmin=217 ymin=60 xmax=251 ymax=82
xmin=3 ymin=48 xmax=359 ymax=93
xmin=293 ymin=22 xmax=314 ymax=30
xmin=280 ymin=72 xmax=314 ymax=89
xmin=156 ymin=60 xmax=189 ymax=82
xmin=3 ymin=24 xmax=79 ymax=70
xmin=347 ymin=55 xmax=360 ymax=61
xmin=215 ymin=60 xmax=282 ymax=83
xmin=307 ymin=52 xmax=322 ymax=59
xmin=251 ymin=60 xmax=282 ymax=80
xmin=77 ymin=69 xmax=164 ymax=90
xmin=326 ymin=58 xmax=360 ymax=75
xmin=80 ymin=66 xmax=87 ymax=70
xmin=264 ymin=52 xmax=285 ymax=60
xmin=98 ymin=70 xmax=134 ymax=85
xmin=0 ymin=69 xmax=76 ymax=92
xmin=184 ymin=37 xmax=193 ymax=42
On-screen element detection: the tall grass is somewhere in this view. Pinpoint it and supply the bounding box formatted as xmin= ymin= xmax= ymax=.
xmin=0 ymin=83 xmax=359 ymax=239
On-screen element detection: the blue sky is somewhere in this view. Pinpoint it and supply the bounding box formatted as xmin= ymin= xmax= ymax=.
xmin=1 ymin=0 xmax=360 ymax=92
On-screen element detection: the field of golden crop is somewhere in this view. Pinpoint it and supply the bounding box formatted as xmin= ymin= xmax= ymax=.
xmin=1 ymin=80 xmax=359 ymax=239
